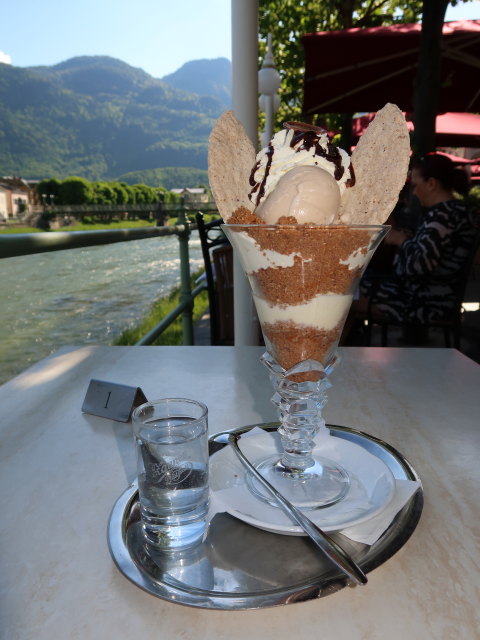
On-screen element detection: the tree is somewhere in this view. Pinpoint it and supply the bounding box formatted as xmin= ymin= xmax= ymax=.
xmin=59 ymin=177 xmax=93 ymax=205
xmin=110 ymin=182 xmax=129 ymax=204
xmin=164 ymin=190 xmax=182 ymax=205
xmin=412 ymin=0 xmax=450 ymax=155
xmin=36 ymin=178 xmax=62 ymax=204
xmin=119 ymin=182 xmax=137 ymax=204
xmin=259 ymin=0 xmax=423 ymax=130
xmin=131 ymin=184 xmax=158 ymax=204
xmin=91 ymin=181 xmax=116 ymax=204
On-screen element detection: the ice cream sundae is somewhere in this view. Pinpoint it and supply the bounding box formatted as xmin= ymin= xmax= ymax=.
xmin=208 ymin=104 xmax=410 ymax=378
xmin=208 ymin=105 xmax=410 ymax=507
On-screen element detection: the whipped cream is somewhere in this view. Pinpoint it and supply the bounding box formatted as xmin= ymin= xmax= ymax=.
xmin=227 ymin=229 xmax=301 ymax=271
xmin=253 ymin=293 xmax=353 ymax=331
xmin=339 ymin=247 xmax=374 ymax=270
xmin=249 ymin=127 xmax=353 ymax=208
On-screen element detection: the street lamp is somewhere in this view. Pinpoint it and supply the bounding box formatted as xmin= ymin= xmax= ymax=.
xmin=258 ymin=34 xmax=281 ymax=148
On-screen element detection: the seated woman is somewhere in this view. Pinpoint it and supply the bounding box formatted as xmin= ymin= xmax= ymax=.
xmin=351 ymin=153 xmax=478 ymax=326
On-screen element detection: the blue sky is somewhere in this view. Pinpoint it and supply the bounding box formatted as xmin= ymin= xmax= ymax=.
xmin=0 ymin=0 xmax=231 ymax=77
xmin=0 ymin=1 xmax=478 ymax=78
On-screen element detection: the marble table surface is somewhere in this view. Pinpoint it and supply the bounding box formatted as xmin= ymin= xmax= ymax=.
xmin=0 ymin=345 xmax=478 ymax=639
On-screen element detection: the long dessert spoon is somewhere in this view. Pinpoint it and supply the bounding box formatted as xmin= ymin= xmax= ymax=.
xmin=228 ymin=432 xmax=368 ymax=586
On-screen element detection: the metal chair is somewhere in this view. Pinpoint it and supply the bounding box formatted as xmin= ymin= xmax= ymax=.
xmin=195 ymin=212 xmax=234 ymax=345
xmin=212 ymin=244 xmax=234 ymax=344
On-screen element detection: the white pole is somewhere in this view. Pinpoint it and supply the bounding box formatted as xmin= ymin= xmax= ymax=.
xmin=264 ymin=94 xmax=273 ymax=145
xmin=231 ymin=0 xmax=258 ymax=346
xmin=263 ymin=34 xmax=273 ymax=145
xmin=259 ymin=34 xmax=281 ymax=152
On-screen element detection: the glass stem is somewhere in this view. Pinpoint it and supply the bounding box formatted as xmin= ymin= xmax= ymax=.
xmin=271 ymin=377 xmax=331 ymax=474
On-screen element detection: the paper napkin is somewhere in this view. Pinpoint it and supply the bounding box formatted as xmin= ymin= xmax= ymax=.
xmin=209 ymin=428 xmax=420 ymax=546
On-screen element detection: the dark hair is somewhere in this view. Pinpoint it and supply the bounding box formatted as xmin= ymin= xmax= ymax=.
xmin=411 ymin=153 xmax=470 ymax=197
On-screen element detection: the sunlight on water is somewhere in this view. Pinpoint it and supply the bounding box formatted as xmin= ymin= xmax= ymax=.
xmin=0 ymin=233 xmax=204 ymax=384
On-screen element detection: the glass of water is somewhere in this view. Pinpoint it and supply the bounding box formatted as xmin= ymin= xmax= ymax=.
xmin=132 ymin=398 xmax=209 ymax=551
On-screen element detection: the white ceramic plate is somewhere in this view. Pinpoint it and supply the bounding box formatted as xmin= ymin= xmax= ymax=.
xmin=210 ymin=431 xmax=395 ymax=535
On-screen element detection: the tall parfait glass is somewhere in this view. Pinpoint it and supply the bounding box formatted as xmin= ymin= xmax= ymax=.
xmin=223 ymin=223 xmax=389 ymax=510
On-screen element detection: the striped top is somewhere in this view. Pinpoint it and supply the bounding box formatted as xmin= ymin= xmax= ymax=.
xmin=363 ymin=199 xmax=478 ymax=323
xmin=395 ymin=199 xmax=476 ymax=283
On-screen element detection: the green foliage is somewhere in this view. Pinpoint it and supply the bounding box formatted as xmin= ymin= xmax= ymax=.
xmin=0 ymin=56 xmax=225 ymax=180
xmin=116 ymin=167 xmax=209 ymax=190
xmin=59 ymin=176 xmax=93 ymax=205
xmin=199 ymin=213 xmax=221 ymax=224
xmin=0 ymin=219 xmax=155 ymax=234
xmin=0 ymin=226 xmax=42 ymax=234
xmin=130 ymin=183 xmax=159 ymax=204
xmin=167 ymin=191 xmax=182 ymax=204
xmin=54 ymin=219 xmax=154 ymax=231
xmin=465 ymin=186 xmax=480 ymax=215
xmin=91 ymin=181 xmax=116 ymax=204
xmin=110 ymin=182 xmax=129 ymax=204
xmin=259 ymin=0 xmax=423 ymax=129
xmin=37 ymin=177 xmax=62 ymax=201
xmin=114 ymin=270 xmax=209 ymax=346
xmin=162 ymin=58 xmax=231 ymax=108
xmin=34 ymin=176 xmax=164 ymax=205
xmin=121 ymin=183 xmax=137 ymax=204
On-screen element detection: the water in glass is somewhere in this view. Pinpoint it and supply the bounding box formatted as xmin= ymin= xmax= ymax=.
xmin=133 ymin=404 xmax=209 ymax=551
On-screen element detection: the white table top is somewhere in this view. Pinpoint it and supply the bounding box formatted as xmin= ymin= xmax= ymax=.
xmin=0 ymin=346 xmax=479 ymax=639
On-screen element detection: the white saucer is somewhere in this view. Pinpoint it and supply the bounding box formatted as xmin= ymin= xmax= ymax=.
xmin=210 ymin=430 xmax=395 ymax=535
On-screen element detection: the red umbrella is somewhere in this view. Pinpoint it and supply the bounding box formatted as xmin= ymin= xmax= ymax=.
xmin=352 ymin=111 xmax=480 ymax=148
xmin=436 ymin=151 xmax=479 ymax=165
xmin=302 ymin=20 xmax=480 ymax=115
xmin=428 ymin=112 xmax=480 ymax=147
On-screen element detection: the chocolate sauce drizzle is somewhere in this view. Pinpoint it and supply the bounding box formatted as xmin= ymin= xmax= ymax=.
xmin=290 ymin=130 xmax=345 ymax=181
xmin=346 ymin=163 xmax=355 ymax=188
xmin=249 ymin=142 xmax=274 ymax=207
xmin=248 ymin=122 xmax=355 ymax=206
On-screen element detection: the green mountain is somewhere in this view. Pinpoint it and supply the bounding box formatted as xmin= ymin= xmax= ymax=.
xmin=162 ymin=58 xmax=231 ymax=108
xmin=0 ymin=56 xmax=228 ymax=184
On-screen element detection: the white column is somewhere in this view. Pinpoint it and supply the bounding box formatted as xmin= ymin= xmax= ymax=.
xmin=231 ymin=0 xmax=259 ymax=345
xmin=262 ymin=94 xmax=273 ymax=148
xmin=259 ymin=34 xmax=281 ymax=148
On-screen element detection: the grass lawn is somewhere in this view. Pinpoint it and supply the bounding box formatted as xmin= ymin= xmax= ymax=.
xmin=0 ymin=214 xmax=220 ymax=234
xmin=114 ymin=271 xmax=209 ymax=346
xmin=0 ymin=219 xmax=155 ymax=234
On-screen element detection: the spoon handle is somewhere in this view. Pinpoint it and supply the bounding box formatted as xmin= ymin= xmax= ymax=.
xmin=228 ymin=433 xmax=367 ymax=586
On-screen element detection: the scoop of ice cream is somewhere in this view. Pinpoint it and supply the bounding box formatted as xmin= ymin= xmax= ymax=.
xmin=249 ymin=123 xmax=353 ymax=209
xmin=256 ymin=166 xmax=341 ymax=225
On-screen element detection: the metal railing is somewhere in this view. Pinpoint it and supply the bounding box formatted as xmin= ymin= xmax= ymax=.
xmin=0 ymin=210 xmax=210 ymax=346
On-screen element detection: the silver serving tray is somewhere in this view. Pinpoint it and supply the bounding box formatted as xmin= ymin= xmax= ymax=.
xmin=107 ymin=423 xmax=423 ymax=610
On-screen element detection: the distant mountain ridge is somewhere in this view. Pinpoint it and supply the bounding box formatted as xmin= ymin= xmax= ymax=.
xmin=0 ymin=55 xmax=232 ymax=185
xmin=162 ymin=58 xmax=231 ymax=108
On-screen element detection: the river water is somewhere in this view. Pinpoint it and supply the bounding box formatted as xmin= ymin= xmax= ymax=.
xmin=0 ymin=233 xmax=204 ymax=385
